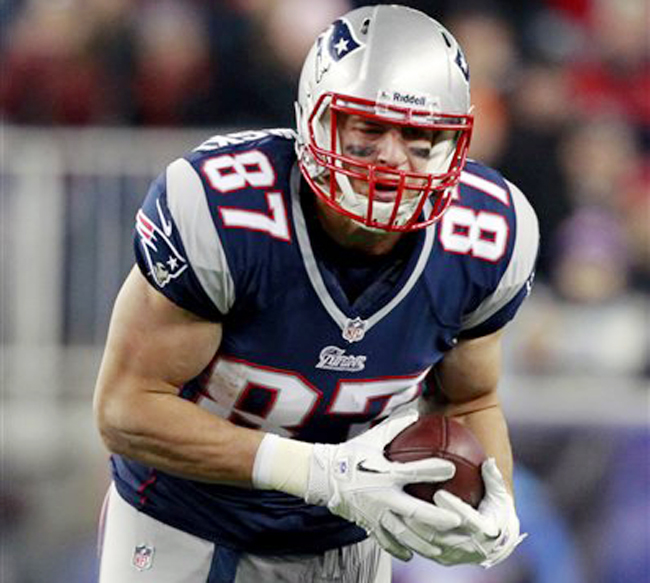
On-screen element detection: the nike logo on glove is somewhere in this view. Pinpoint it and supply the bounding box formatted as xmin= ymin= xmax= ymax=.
xmin=356 ymin=460 xmax=387 ymax=474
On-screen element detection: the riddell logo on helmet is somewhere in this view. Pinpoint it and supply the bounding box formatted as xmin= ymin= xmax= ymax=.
xmin=391 ymin=92 xmax=426 ymax=107
xmin=376 ymin=89 xmax=438 ymax=112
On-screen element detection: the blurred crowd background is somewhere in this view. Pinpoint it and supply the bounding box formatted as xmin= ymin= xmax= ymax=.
xmin=1 ymin=0 xmax=648 ymax=582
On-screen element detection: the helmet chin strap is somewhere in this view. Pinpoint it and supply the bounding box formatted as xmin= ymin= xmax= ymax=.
xmin=425 ymin=137 xmax=458 ymax=185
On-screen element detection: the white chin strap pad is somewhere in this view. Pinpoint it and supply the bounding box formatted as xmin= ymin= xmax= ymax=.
xmin=333 ymin=171 xmax=420 ymax=229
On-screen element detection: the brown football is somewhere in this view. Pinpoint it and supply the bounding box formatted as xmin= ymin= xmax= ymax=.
xmin=384 ymin=414 xmax=487 ymax=508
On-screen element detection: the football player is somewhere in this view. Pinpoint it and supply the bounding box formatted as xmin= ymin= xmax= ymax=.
xmin=94 ymin=5 xmax=537 ymax=582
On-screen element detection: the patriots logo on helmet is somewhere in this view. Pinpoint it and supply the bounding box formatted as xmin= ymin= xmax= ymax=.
xmin=315 ymin=18 xmax=363 ymax=82
xmin=328 ymin=19 xmax=361 ymax=61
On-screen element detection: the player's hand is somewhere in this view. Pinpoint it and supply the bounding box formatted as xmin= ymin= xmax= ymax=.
xmin=405 ymin=458 xmax=526 ymax=567
xmin=305 ymin=411 xmax=462 ymax=560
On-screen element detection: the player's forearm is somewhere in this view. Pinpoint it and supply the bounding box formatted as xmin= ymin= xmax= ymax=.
xmin=428 ymin=330 xmax=515 ymax=493
xmin=454 ymin=402 xmax=514 ymax=495
xmin=420 ymin=389 xmax=515 ymax=494
xmin=96 ymin=388 xmax=264 ymax=484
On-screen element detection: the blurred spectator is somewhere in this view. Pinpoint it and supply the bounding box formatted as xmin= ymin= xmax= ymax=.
xmin=219 ymin=0 xmax=352 ymax=127
xmin=567 ymin=0 xmax=650 ymax=141
xmin=622 ymin=165 xmax=650 ymax=291
xmin=83 ymin=0 xmax=138 ymax=124
xmin=448 ymin=9 xmax=518 ymax=166
xmin=499 ymin=63 xmax=574 ymax=278
xmin=552 ymin=115 xmax=647 ymax=298
xmin=544 ymin=0 xmax=591 ymax=21
xmin=551 ymin=208 xmax=629 ymax=303
xmin=0 ymin=2 xmax=112 ymax=124
xmin=560 ymin=116 xmax=642 ymax=209
xmin=129 ymin=2 xmax=213 ymax=125
xmin=255 ymin=0 xmax=351 ymax=75
xmin=449 ymin=8 xmax=519 ymax=91
xmin=469 ymin=85 xmax=511 ymax=166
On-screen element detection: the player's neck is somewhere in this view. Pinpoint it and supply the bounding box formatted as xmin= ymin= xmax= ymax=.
xmin=313 ymin=197 xmax=404 ymax=256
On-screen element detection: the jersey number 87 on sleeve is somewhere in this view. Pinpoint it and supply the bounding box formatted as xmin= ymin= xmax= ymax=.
xmin=201 ymin=151 xmax=290 ymax=241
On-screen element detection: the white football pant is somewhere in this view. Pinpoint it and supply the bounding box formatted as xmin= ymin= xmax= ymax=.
xmin=98 ymin=483 xmax=392 ymax=583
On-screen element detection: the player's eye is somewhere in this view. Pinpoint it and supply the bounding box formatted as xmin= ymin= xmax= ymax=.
xmin=358 ymin=124 xmax=385 ymax=136
xmin=345 ymin=144 xmax=376 ymax=158
xmin=401 ymin=127 xmax=436 ymax=143
xmin=408 ymin=146 xmax=433 ymax=159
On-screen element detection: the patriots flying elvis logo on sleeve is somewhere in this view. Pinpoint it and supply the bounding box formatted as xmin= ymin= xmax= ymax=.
xmin=136 ymin=201 xmax=188 ymax=288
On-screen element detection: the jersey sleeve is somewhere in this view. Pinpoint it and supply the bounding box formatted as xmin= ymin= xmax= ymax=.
xmin=459 ymin=179 xmax=539 ymax=338
xmin=134 ymin=158 xmax=235 ymax=321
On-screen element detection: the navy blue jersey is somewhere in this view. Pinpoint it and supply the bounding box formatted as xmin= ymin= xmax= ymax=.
xmin=113 ymin=129 xmax=538 ymax=554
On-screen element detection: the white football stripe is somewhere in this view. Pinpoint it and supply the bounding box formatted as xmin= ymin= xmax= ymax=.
xmin=460 ymin=179 xmax=539 ymax=331
xmin=461 ymin=171 xmax=510 ymax=206
xmin=165 ymin=158 xmax=235 ymax=314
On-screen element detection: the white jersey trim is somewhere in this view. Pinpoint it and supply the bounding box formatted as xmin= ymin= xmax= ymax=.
xmin=166 ymin=158 xmax=235 ymax=315
xmin=460 ymin=170 xmax=510 ymax=206
xmin=460 ymin=179 xmax=538 ymax=331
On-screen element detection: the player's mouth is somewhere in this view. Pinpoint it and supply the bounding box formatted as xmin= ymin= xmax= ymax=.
xmin=372 ymin=183 xmax=399 ymax=202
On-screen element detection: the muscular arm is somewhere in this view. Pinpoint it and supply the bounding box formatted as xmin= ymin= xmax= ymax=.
xmin=93 ymin=267 xmax=264 ymax=484
xmin=423 ymin=330 xmax=514 ymax=494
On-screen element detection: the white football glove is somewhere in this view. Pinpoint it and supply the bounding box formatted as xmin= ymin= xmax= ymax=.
xmin=304 ymin=411 xmax=462 ymax=561
xmin=405 ymin=458 xmax=527 ymax=567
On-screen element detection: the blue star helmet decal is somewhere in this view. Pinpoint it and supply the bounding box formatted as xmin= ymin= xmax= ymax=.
xmin=315 ymin=18 xmax=363 ymax=82
xmin=455 ymin=46 xmax=470 ymax=82
xmin=328 ymin=19 xmax=362 ymax=61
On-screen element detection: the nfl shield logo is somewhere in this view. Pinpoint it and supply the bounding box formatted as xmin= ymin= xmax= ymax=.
xmin=132 ymin=544 xmax=155 ymax=571
xmin=342 ymin=317 xmax=367 ymax=343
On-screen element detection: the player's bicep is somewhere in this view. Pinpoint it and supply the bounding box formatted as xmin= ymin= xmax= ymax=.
xmin=95 ymin=266 xmax=221 ymax=404
xmin=425 ymin=330 xmax=503 ymax=415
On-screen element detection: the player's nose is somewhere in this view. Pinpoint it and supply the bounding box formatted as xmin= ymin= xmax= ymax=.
xmin=375 ymin=129 xmax=408 ymax=168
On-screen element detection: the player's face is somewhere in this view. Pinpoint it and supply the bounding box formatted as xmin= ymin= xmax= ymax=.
xmin=337 ymin=114 xmax=436 ymax=202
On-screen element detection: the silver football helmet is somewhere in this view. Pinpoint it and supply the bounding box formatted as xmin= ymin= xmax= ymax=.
xmin=295 ymin=5 xmax=473 ymax=232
